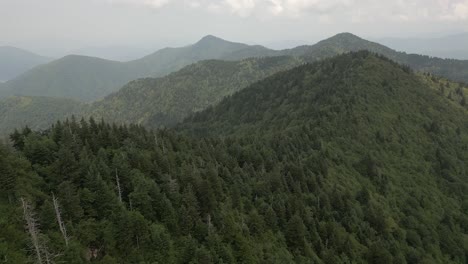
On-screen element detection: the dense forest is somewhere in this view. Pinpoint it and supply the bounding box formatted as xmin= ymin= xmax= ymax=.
xmin=88 ymin=56 xmax=302 ymax=128
xmin=0 ymin=35 xmax=275 ymax=102
xmin=0 ymin=96 xmax=83 ymax=136
xmin=2 ymin=33 xmax=468 ymax=138
xmin=0 ymin=52 xmax=467 ymax=263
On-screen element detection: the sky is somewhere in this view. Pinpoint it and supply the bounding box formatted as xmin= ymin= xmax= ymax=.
xmin=1 ymin=0 xmax=468 ymax=56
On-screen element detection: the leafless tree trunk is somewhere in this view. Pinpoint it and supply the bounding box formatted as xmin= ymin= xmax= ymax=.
xmin=52 ymin=193 xmax=69 ymax=247
xmin=20 ymin=197 xmax=43 ymax=264
xmin=115 ymin=169 xmax=123 ymax=203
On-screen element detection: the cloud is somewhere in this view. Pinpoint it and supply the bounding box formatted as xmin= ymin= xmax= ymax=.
xmin=104 ymin=0 xmax=468 ymax=22
xmin=225 ymin=0 xmax=256 ymax=16
xmin=107 ymin=0 xmax=171 ymax=8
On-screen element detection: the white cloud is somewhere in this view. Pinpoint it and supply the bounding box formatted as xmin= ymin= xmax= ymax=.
xmin=104 ymin=0 xmax=468 ymax=22
xmin=107 ymin=0 xmax=171 ymax=8
xmin=225 ymin=0 xmax=256 ymax=16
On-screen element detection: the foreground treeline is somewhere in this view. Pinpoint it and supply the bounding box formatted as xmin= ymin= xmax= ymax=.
xmin=0 ymin=52 xmax=467 ymax=263
xmin=1 ymin=117 xmax=466 ymax=263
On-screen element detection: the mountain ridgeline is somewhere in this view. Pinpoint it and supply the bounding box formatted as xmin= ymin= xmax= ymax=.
xmin=0 ymin=52 xmax=466 ymax=263
xmin=2 ymin=33 xmax=468 ymax=103
xmin=85 ymin=33 xmax=468 ymax=129
xmin=0 ymin=46 xmax=52 ymax=81
xmin=1 ymin=33 xmax=468 ymax=137
xmin=87 ymin=56 xmax=302 ymax=127
xmin=0 ymin=36 xmax=276 ymax=102
xmin=0 ymin=96 xmax=84 ymax=136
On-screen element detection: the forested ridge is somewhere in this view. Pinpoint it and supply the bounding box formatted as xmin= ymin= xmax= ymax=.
xmin=2 ymin=33 xmax=468 ymax=137
xmin=0 ymin=52 xmax=467 ymax=263
xmin=0 ymin=96 xmax=84 ymax=136
xmin=87 ymin=56 xmax=302 ymax=128
xmin=0 ymin=35 xmax=275 ymax=102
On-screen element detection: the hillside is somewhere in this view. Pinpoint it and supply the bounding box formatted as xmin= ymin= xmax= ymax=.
xmin=0 ymin=56 xmax=133 ymax=102
xmin=0 ymin=46 xmax=51 ymax=81
xmin=3 ymin=33 xmax=468 ymax=103
xmin=0 ymin=96 xmax=84 ymax=135
xmin=287 ymin=33 xmax=468 ymax=83
xmin=84 ymin=33 xmax=468 ymax=129
xmin=86 ymin=33 xmax=468 ymax=129
xmin=127 ymin=35 xmax=277 ymax=77
xmin=88 ymin=56 xmax=302 ymax=127
xmin=69 ymin=45 xmax=151 ymax=61
xmin=0 ymin=36 xmax=275 ymax=102
xmin=0 ymin=52 xmax=466 ymax=263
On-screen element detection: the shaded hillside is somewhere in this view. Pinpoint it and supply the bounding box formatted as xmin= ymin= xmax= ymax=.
xmin=0 ymin=96 xmax=84 ymax=135
xmin=3 ymin=33 xmax=468 ymax=103
xmin=286 ymin=33 xmax=468 ymax=83
xmin=85 ymin=33 xmax=468 ymax=130
xmin=0 ymin=56 xmax=132 ymax=102
xmin=0 ymin=46 xmax=51 ymax=81
xmin=0 ymin=36 xmax=275 ymax=102
xmin=88 ymin=56 xmax=302 ymax=127
xmin=1 ymin=52 xmax=466 ymax=263
xmin=128 ymin=35 xmax=277 ymax=77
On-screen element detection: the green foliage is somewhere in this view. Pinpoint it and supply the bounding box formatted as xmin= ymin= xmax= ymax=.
xmin=0 ymin=52 xmax=466 ymax=263
xmin=88 ymin=56 xmax=302 ymax=128
xmin=4 ymin=32 xmax=468 ymax=105
xmin=0 ymin=35 xmax=275 ymax=102
xmin=0 ymin=96 xmax=84 ymax=136
xmin=285 ymin=33 xmax=468 ymax=83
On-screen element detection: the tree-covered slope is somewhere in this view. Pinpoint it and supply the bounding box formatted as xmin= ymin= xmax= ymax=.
xmin=128 ymin=35 xmax=276 ymax=77
xmin=0 ymin=96 xmax=84 ymax=136
xmin=87 ymin=56 xmax=302 ymax=127
xmin=0 ymin=56 xmax=133 ymax=102
xmin=184 ymin=51 xmax=468 ymax=136
xmin=0 ymin=36 xmax=275 ymax=102
xmin=288 ymin=33 xmax=468 ymax=83
xmin=0 ymin=46 xmax=52 ymax=81
xmin=0 ymin=52 xmax=466 ymax=263
xmin=3 ymin=33 xmax=468 ymax=103
xmin=84 ymin=33 xmax=468 ymax=130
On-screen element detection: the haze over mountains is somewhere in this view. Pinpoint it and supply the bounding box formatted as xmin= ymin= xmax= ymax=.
xmin=1 ymin=32 xmax=468 ymax=137
xmin=2 ymin=33 xmax=468 ymax=105
xmin=87 ymin=56 xmax=302 ymax=128
xmin=0 ymin=46 xmax=52 ymax=81
xmin=378 ymin=33 xmax=468 ymax=60
xmin=2 ymin=0 xmax=468 ymax=261
xmin=0 ymin=35 xmax=278 ymax=101
xmin=68 ymin=45 xmax=152 ymax=62
xmin=1 ymin=51 xmax=466 ymax=263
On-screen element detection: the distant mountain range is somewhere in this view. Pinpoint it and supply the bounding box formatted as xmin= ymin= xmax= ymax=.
xmin=2 ymin=33 xmax=468 ymax=103
xmin=378 ymin=33 xmax=468 ymax=60
xmin=3 ymin=52 xmax=466 ymax=263
xmin=87 ymin=56 xmax=302 ymax=127
xmin=0 ymin=46 xmax=52 ymax=81
xmin=68 ymin=45 xmax=151 ymax=62
xmin=85 ymin=33 xmax=468 ymax=128
xmin=0 ymin=36 xmax=277 ymax=102
xmin=1 ymin=32 xmax=468 ymax=136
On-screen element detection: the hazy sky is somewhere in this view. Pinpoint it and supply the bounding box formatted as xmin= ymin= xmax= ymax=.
xmin=1 ymin=0 xmax=468 ymax=56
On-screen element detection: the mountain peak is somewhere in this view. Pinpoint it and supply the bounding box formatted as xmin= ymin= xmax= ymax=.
xmin=199 ymin=34 xmax=225 ymax=42
xmin=324 ymin=32 xmax=364 ymax=43
xmin=195 ymin=35 xmax=229 ymax=46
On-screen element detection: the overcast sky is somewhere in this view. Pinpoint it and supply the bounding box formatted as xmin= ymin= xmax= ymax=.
xmin=1 ymin=0 xmax=467 ymax=56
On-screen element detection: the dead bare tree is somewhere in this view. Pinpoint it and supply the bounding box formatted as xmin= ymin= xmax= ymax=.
xmin=20 ymin=197 xmax=43 ymax=264
xmin=52 ymin=193 xmax=69 ymax=247
xmin=21 ymin=197 xmax=58 ymax=264
xmin=115 ymin=169 xmax=123 ymax=204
